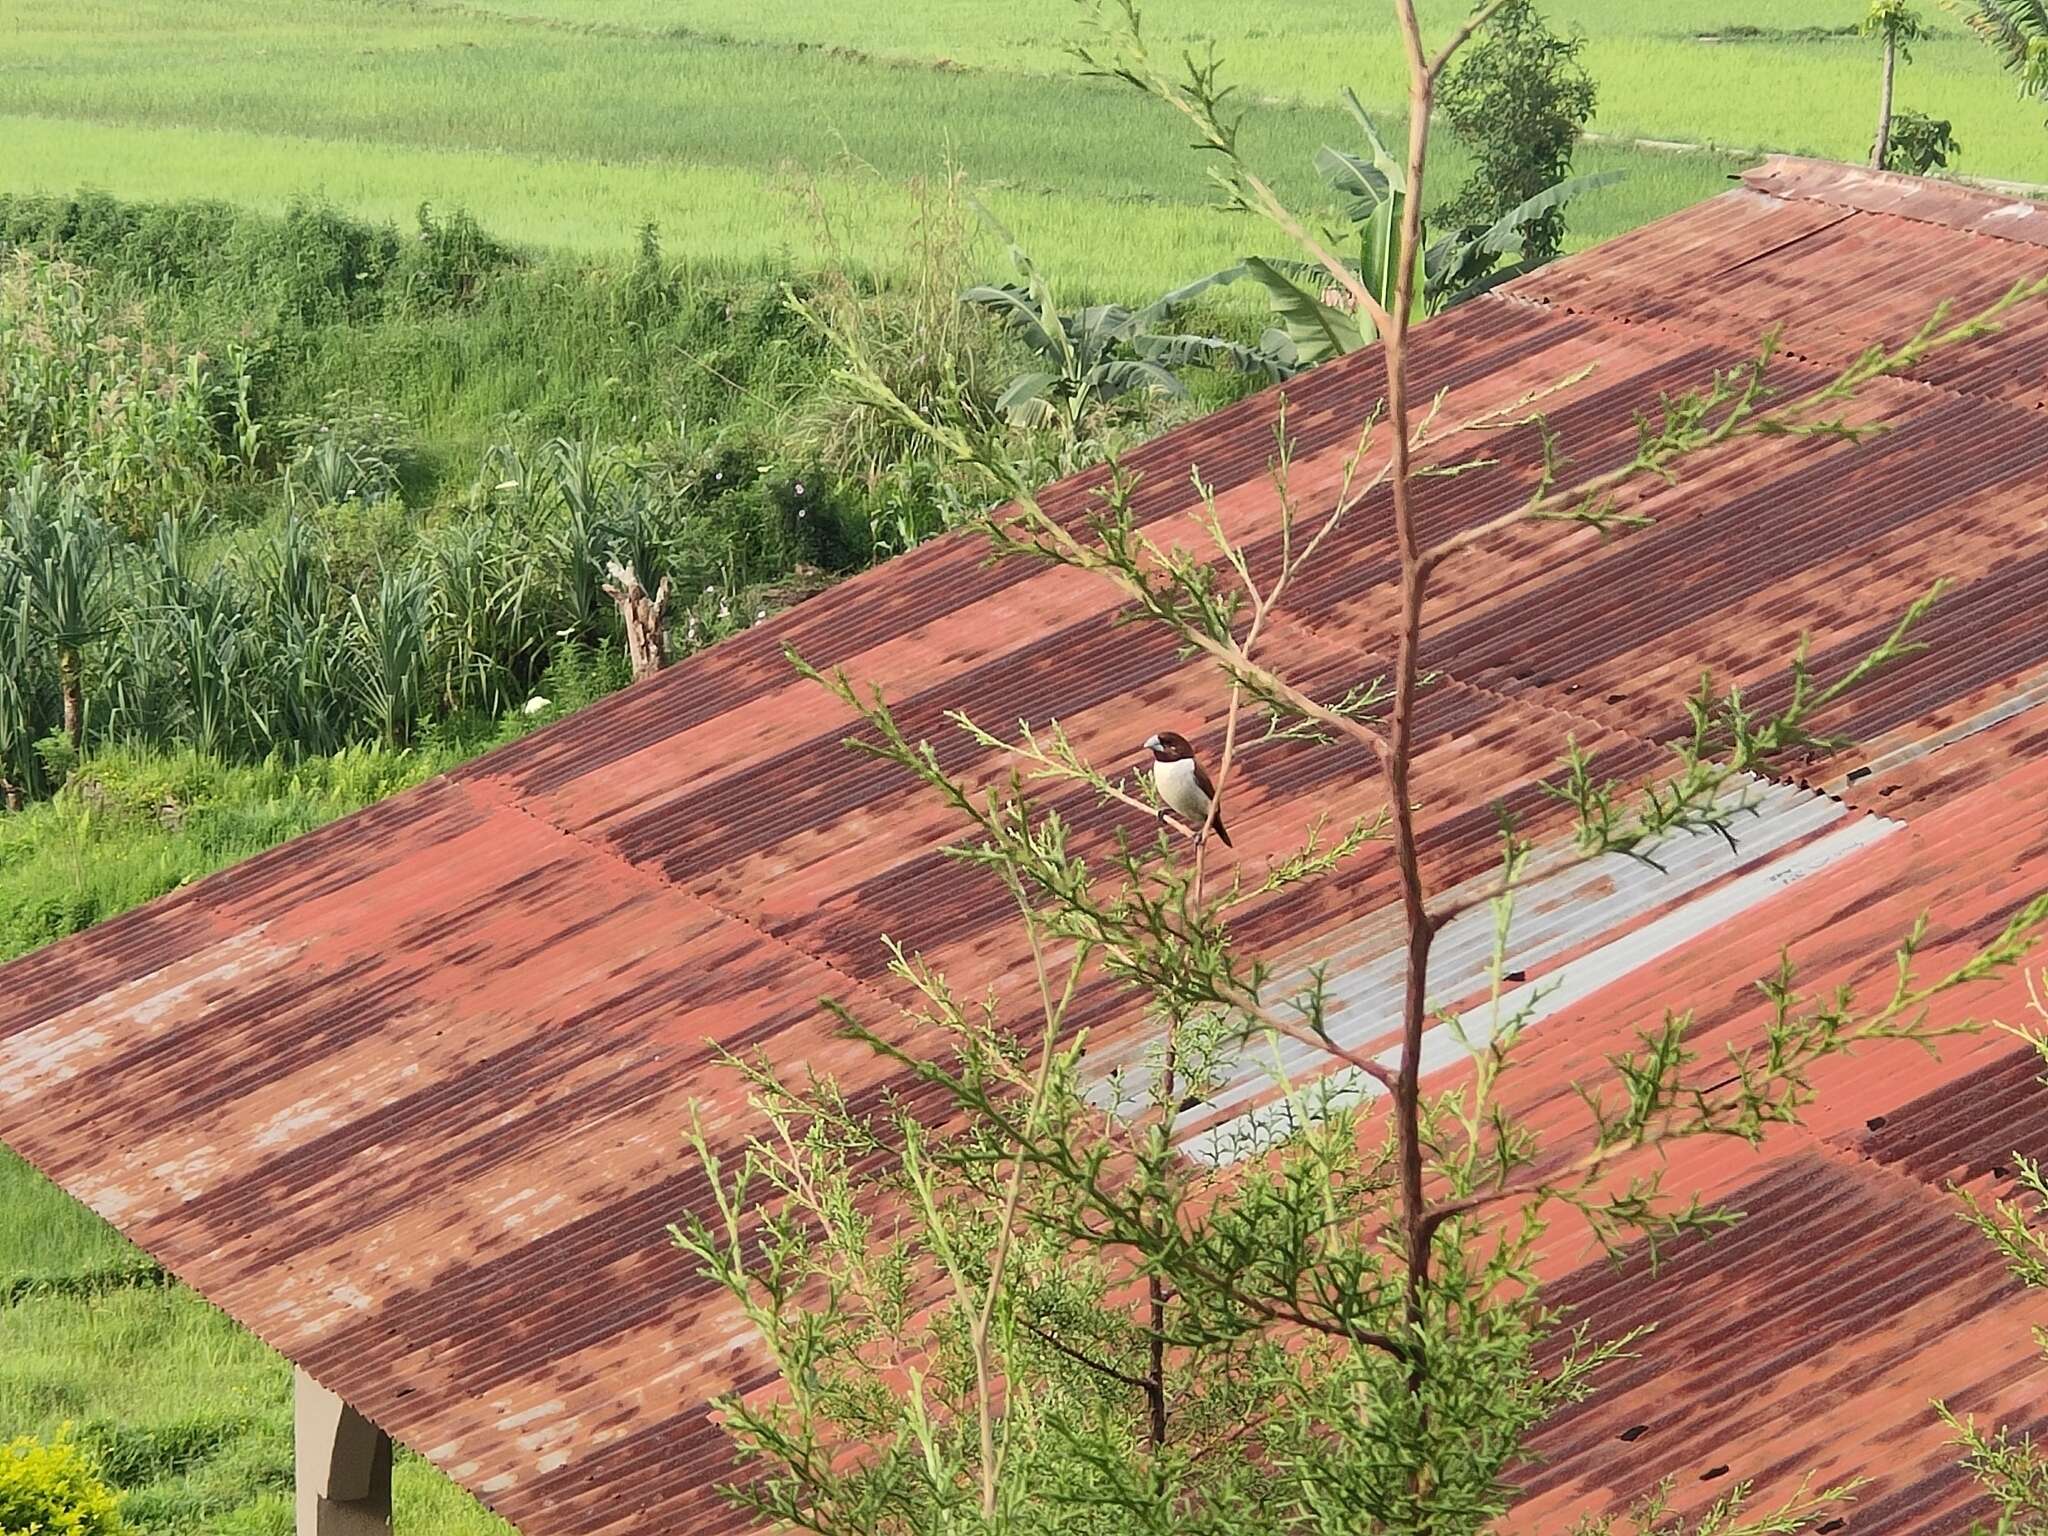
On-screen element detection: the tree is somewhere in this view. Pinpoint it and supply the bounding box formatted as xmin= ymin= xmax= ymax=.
xmin=1864 ymin=0 xmax=1930 ymax=170
xmin=680 ymin=4 xmax=2048 ymax=1532
xmin=1957 ymin=0 xmax=2048 ymax=102
xmin=1434 ymin=0 xmax=1598 ymax=266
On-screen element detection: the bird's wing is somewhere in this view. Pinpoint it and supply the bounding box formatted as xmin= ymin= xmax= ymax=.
xmin=1192 ymin=758 xmax=1218 ymax=800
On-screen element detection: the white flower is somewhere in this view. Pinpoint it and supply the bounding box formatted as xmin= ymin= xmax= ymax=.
xmin=793 ymin=482 xmax=805 ymax=496
xmin=718 ymin=603 xmax=730 ymax=618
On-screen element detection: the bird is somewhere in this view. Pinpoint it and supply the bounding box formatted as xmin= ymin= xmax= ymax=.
xmin=1142 ymin=730 xmax=1232 ymax=847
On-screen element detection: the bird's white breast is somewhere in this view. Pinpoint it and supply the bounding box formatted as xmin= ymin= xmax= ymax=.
xmin=1153 ymin=756 xmax=1209 ymax=821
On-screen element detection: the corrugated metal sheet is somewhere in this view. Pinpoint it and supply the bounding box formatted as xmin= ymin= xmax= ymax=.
xmin=1 ymin=157 xmax=2046 ymax=1535
xmin=1162 ymin=777 xmax=1902 ymax=1166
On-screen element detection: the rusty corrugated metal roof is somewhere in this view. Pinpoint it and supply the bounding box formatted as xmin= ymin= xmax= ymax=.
xmin=2 ymin=157 xmax=2046 ymax=1534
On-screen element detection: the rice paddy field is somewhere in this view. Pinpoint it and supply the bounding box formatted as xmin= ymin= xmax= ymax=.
xmin=2 ymin=0 xmax=2040 ymax=297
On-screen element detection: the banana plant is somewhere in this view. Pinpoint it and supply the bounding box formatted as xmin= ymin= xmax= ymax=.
xmin=1213 ymin=91 xmax=1622 ymax=369
xmin=963 ymin=214 xmax=1281 ymax=463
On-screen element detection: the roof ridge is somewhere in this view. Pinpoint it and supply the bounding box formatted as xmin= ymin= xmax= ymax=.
xmin=1490 ymin=287 xmax=2044 ymax=414
xmin=1745 ymin=154 xmax=2048 ymax=251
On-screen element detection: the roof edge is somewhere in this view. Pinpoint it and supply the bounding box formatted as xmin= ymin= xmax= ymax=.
xmin=1745 ymin=155 xmax=2048 ymax=249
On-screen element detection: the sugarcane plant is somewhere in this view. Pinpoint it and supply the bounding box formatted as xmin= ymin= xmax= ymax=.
xmin=679 ymin=2 xmax=2048 ymax=1533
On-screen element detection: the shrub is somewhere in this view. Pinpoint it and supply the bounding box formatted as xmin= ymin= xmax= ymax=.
xmin=0 ymin=252 xmax=233 ymax=529
xmin=0 ymin=1426 xmax=127 ymax=1536
xmin=1435 ymin=0 xmax=1598 ymax=262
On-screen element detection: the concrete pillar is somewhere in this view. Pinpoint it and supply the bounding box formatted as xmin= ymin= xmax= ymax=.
xmin=295 ymin=1366 xmax=393 ymax=1536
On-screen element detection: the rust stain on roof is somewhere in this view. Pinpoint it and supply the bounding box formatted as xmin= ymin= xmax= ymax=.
xmin=2 ymin=158 xmax=2047 ymax=1534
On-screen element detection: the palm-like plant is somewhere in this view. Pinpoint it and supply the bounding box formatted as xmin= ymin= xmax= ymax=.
xmin=544 ymin=438 xmax=623 ymax=647
xmin=0 ymin=559 xmax=50 ymax=809
xmin=348 ymin=566 xmax=432 ymax=747
xmin=254 ymin=512 xmax=353 ymax=758
xmin=1958 ymin=0 xmax=2048 ymax=95
xmin=2 ymin=466 xmax=114 ymax=748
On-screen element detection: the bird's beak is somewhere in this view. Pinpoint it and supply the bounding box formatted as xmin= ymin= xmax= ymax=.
xmin=1142 ymin=734 xmax=1162 ymax=754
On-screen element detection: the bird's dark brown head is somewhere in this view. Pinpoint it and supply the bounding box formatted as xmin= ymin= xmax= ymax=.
xmin=1143 ymin=731 xmax=1195 ymax=763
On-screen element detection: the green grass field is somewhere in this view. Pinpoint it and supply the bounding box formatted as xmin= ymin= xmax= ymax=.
xmin=10 ymin=0 xmax=2039 ymax=296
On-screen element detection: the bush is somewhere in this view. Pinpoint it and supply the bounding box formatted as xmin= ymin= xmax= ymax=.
xmin=0 ymin=1426 xmax=127 ymax=1536
xmin=0 ymin=251 xmax=235 ymax=529
xmin=1435 ymin=0 xmax=1598 ymax=262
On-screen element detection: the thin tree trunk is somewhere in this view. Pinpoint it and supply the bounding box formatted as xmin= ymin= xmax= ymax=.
xmin=1 ymin=776 xmax=21 ymax=813
xmin=1874 ymin=37 xmax=1896 ymax=169
xmin=1145 ymin=1272 xmax=1168 ymax=1450
xmin=1390 ymin=2 xmax=1438 ymax=1408
xmin=601 ymin=561 xmax=671 ymax=682
xmin=58 ymin=645 xmax=82 ymax=749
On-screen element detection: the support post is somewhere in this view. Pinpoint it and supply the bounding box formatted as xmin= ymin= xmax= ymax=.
xmin=295 ymin=1366 xmax=393 ymax=1536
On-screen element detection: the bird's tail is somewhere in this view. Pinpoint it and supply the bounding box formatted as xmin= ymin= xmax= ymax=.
xmin=1212 ymin=814 xmax=1233 ymax=848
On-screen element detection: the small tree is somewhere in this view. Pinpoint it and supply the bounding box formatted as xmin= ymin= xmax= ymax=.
xmin=680 ymin=5 xmax=2048 ymax=1532
xmin=960 ymin=221 xmax=1275 ymax=467
xmin=1434 ymin=0 xmax=1597 ymax=265
xmin=1865 ymin=0 xmax=1930 ymax=170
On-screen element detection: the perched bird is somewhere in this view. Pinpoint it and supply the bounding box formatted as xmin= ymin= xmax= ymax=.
xmin=1143 ymin=730 xmax=1232 ymax=847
